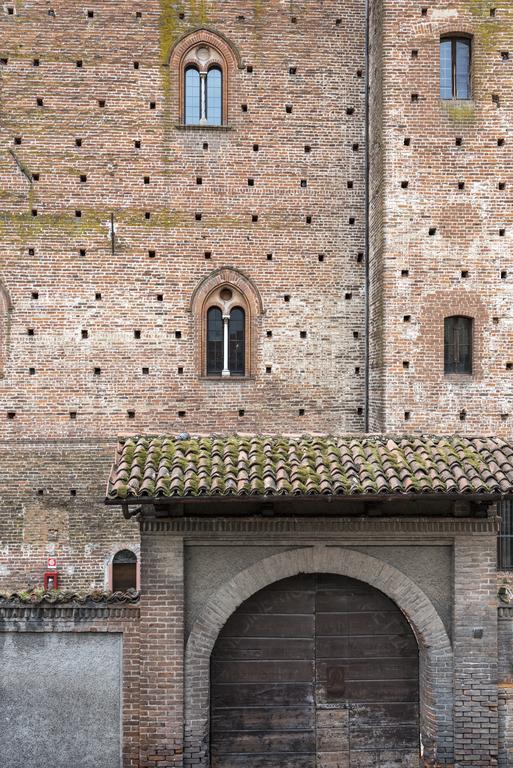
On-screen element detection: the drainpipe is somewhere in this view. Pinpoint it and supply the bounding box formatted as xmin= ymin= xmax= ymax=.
xmin=364 ymin=0 xmax=371 ymax=433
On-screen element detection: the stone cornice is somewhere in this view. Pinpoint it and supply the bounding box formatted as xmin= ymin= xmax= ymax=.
xmin=141 ymin=515 xmax=499 ymax=536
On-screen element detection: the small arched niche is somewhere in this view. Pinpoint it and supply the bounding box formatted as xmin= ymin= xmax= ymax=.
xmin=111 ymin=549 xmax=138 ymax=592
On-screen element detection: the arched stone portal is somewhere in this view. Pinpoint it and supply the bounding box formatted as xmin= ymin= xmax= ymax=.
xmin=184 ymin=547 xmax=454 ymax=767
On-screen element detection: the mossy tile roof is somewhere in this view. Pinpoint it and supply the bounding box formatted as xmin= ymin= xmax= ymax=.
xmin=106 ymin=434 xmax=513 ymax=501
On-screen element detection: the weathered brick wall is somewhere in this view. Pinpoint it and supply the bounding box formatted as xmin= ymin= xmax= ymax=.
xmin=0 ymin=0 xmax=366 ymax=439
xmin=453 ymin=533 xmax=499 ymax=765
xmin=370 ymin=0 xmax=513 ymax=435
xmin=0 ymin=440 xmax=138 ymax=591
xmin=0 ymin=0 xmax=366 ymax=590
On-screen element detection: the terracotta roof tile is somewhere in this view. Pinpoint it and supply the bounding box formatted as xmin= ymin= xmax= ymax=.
xmin=106 ymin=434 xmax=513 ymax=501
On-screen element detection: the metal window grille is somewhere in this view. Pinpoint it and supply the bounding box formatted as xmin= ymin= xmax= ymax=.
xmin=498 ymin=500 xmax=513 ymax=570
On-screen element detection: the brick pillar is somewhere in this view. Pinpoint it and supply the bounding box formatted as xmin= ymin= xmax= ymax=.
xmin=139 ymin=529 xmax=184 ymax=768
xmin=453 ymin=532 xmax=498 ymax=767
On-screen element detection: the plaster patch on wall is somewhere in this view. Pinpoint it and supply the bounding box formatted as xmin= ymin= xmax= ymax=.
xmin=0 ymin=633 xmax=122 ymax=768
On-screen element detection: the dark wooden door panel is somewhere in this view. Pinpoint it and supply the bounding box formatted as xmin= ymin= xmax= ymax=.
xmin=221 ymin=613 xmax=314 ymax=638
xmin=211 ymin=659 xmax=314 ymax=684
xmin=211 ymin=755 xmax=315 ymax=768
xmin=316 ymin=634 xmax=418 ymax=659
xmin=316 ymin=610 xmax=411 ymax=636
xmin=210 ymin=730 xmax=316 ymax=754
xmin=348 ymin=723 xmax=420 ymax=750
xmin=210 ymin=574 xmax=419 ymax=767
xmin=237 ymin=589 xmax=315 ymax=615
xmin=315 ymin=588 xmax=397 ymax=613
xmin=213 ymin=637 xmax=315 ymax=661
xmin=211 ymin=682 xmax=315 ymax=708
xmin=343 ymin=678 xmax=419 ymax=702
xmin=211 ymin=706 xmax=315 ymax=732
xmin=316 ymin=658 xmax=418 ymax=682
xmin=346 ymin=702 xmax=420 ymax=728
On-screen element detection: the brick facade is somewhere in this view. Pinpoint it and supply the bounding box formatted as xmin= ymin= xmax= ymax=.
xmin=1 ymin=1 xmax=513 ymax=767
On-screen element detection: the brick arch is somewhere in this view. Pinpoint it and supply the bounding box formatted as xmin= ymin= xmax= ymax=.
xmin=0 ymin=280 xmax=13 ymax=379
xmin=184 ymin=546 xmax=454 ymax=767
xmin=168 ymin=27 xmax=243 ymax=70
xmin=189 ymin=266 xmax=263 ymax=316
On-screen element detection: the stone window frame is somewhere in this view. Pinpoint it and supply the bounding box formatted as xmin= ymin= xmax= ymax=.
xmin=168 ymin=28 xmax=243 ymax=128
xmin=0 ymin=281 xmax=13 ymax=379
xmin=189 ymin=267 xmax=264 ymax=380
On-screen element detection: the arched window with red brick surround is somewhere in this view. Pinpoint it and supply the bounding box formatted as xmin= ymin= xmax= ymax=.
xmin=0 ymin=281 xmax=12 ymax=379
xmin=168 ymin=28 xmax=243 ymax=126
xmin=190 ymin=267 xmax=263 ymax=379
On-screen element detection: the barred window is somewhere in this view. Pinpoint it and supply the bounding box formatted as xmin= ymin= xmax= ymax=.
xmin=498 ymin=501 xmax=513 ymax=570
xmin=440 ymin=36 xmax=471 ymax=100
xmin=444 ymin=316 xmax=473 ymax=374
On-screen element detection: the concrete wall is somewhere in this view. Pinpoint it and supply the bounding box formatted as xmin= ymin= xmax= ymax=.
xmin=0 ymin=632 xmax=122 ymax=768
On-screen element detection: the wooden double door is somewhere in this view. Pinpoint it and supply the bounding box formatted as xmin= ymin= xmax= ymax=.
xmin=210 ymin=573 xmax=419 ymax=768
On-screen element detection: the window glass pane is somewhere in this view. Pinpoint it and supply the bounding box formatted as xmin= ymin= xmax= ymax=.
xmin=444 ymin=316 xmax=472 ymax=374
xmin=455 ymin=39 xmax=470 ymax=99
xmin=185 ymin=67 xmax=201 ymax=125
xmin=440 ymin=39 xmax=453 ymax=99
xmin=207 ymin=307 xmax=223 ymax=375
xmin=228 ymin=307 xmax=245 ymax=375
xmin=206 ymin=67 xmax=222 ymax=126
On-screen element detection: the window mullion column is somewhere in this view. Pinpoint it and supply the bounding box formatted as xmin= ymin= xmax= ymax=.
xmin=222 ymin=314 xmax=230 ymax=376
xmin=200 ymin=72 xmax=207 ymax=124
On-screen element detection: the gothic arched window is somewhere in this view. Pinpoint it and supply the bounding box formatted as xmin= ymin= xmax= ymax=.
xmin=204 ymin=285 xmax=249 ymax=377
xmin=191 ymin=267 xmax=263 ymax=380
xmin=444 ymin=315 xmax=473 ymax=374
xmin=182 ymin=47 xmax=226 ymax=125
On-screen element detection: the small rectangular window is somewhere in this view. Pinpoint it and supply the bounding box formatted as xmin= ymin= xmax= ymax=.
xmin=444 ymin=316 xmax=473 ymax=374
xmin=498 ymin=501 xmax=513 ymax=570
xmin=440 ymin=37 xmax=471 ymax=100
